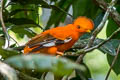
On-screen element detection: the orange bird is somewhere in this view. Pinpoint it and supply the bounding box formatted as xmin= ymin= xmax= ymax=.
xmin=24 ymin=17 xmax=94 ymax=55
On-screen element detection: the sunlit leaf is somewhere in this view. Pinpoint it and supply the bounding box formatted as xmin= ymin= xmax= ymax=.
xmin=11 ymin=25 xmax=37 ymax=38
xmin=0 ymin=37 xmax=19 ymax=59
xmin=9 ymin=9 xmax=34 ymax=16
xmin=0 ymin=49 xmax=20 ymax=59
xmin=0 ymin=36 xmax=5 ymax=47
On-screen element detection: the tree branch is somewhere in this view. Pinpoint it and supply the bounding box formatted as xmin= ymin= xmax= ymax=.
xmin=85 ymin=27 xmax=120 ymax=53
xmin=86 ymin=0 xmax=117 ymax=48
xmin=105 ymin=44 xmax=120 ymax=80
xmin=0 ymin=0 xmax=10 ymax=48
xmin=76 ymin=0 xmax=117 ymax=63
xmin=65 ymin=25 xmax=120 ymax=58
xmin=94 ymin=0 xmax=120 ymax=26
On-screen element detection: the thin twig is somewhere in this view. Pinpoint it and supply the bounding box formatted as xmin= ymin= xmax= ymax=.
xmin=76 ymin=54 xmax=85 ymax=63
xmin=9 ymin=35 xmax=20 ymax=46
xmin=0 ymin=0 xmax=10 ymax=48
xmin=105 ymin=44 xmax=120 ymax=80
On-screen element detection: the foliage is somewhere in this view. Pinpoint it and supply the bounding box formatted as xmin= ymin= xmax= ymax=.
xmin=4 ymin=54 xmax=83 ymax=77
xmin=0 ymin=0 xmax=120 ymax=80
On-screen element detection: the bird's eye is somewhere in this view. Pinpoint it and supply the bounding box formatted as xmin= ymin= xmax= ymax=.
xmin=77 ymin=25 xmax=81 ymax=29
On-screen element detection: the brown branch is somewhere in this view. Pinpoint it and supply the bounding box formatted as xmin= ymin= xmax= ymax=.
xmin=75 ymin=22 xmax=120 ymax=63
xmin=86 ymin=0 xmax=117 ymax=49
xmin=76 ymin=0 xmax=117 ymax=64
xmin=0 ymin=0 xmax=10 ymax=48
xmin=85 ymin=27 xmax=120 ymax=52
xmin=94 ymin=0 xmax=120 ymax=26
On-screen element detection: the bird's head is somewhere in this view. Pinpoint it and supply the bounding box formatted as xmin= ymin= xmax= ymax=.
xmin=73 ymin=16 xmax=94 ymax=33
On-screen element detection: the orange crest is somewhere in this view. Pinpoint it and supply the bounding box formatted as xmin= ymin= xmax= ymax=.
xmin=73 ymin=16 xmax=94 ymax=31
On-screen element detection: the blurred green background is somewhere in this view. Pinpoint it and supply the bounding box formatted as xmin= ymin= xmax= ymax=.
xmin=0 ymin=0 xmax=120 ymax=80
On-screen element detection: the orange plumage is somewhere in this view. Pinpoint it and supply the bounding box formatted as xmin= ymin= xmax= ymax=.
xmin=24 ymin=16 xmax=94 ymax=55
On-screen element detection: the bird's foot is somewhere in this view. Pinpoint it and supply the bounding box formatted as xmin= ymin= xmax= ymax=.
xmin=56 ymin=51 xmax=64 ymax=58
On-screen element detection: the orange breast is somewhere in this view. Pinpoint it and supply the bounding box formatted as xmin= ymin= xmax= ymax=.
xmin=24 ymin=30 xmax=81 ymax=55
xmin=24 ymin=46 xmax=58 ymax=55
xmin=56 ymin=32 xmax=80 ymax=52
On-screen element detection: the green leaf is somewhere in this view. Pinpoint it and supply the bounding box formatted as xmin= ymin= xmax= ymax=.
xmin=11 ymin=0 xmax=49 ymax=5
xmin=6 ymin=18 xmax=43 ymax=32
xmin=0 ymin=36 xmax=5 ymax=47
xmin=10 ymin=0 xmax=61 ymax=14
xmin=116 ymin=5 xmax=120 ymax=13
xmin=107 ymin=54 xmax=120 ymax=75
xmin=73 ymin=39 xmax=120 ymax=55
xmin=72 ymin=0 xmax=99 ymax=19
xmin=72 ymin=0 xmax=88 ymax=19
xmin=8 ymin=3 xmax=41 ymax=24
xmin=95 ymin=39 xmax=120 ymax=56
xmin=94 ymin=12 xmax=104 ymax=29
xmin=6 ymin=18 xmax=41 ymax=27
xmin=11 ymin=25 xmax=37 ymax=38
xmin=117 ymin=1 xmax=120 ymax=5
xmin=3 ymin=9 xmax=9 ymax=21
xmin=9 ymin=9 xmax=34 ymax=16
xmin=50 ymin=0 xmax=57 ymax=3
xmin=72 ymin=63 xmax=91 ymax=80
xmin=105 ymin=0 xmax=112 ymax=3
xmin=0 ymin=49 xmax=20 ymax=59
xmin=106 ymin=18 xmax=120 ymax=39
xmin=0 ymin=37 xmax=19 ymax=59
xmin=45 ymin=0 xmax=74 ymax=30
xmin=4 ymin=54 xmax=84 ymax=76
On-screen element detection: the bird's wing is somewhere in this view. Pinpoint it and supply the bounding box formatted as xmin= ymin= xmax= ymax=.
xmin=26 ymin=33 xmax=72 ymax=49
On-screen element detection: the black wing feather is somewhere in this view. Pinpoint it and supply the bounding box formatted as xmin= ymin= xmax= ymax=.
xmin=30 ymin=37 xmax=72 ymax=52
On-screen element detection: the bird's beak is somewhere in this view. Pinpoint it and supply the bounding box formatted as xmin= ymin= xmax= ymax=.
xmin=86 ymin=30 xmax=91 ymax=33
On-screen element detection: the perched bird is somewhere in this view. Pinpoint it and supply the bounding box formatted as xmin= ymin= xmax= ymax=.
xmin=24 ymin=16 xmax=94 ymax=55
